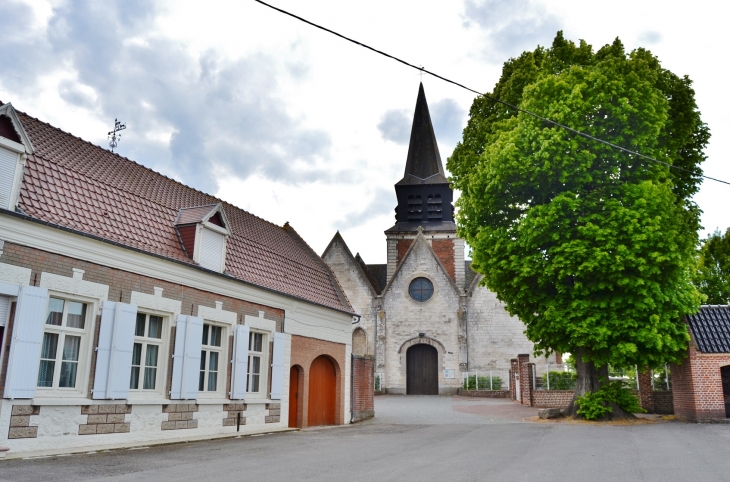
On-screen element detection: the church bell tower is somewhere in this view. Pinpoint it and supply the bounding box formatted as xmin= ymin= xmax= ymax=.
xmin=385 ymin=83 xmax=464 ymax=288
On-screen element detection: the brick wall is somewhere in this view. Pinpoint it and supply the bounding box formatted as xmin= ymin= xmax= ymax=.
xmin=431 ymin=239 xmax=455 ymax=281
xmin=289 ymin=335 xmax=346 ymax=427
xmin=637 ymin=369 xmax=655 ymax=413
xmin=533 ymin=390 xmax=574 ymax=408
xmin=518 ymin=355 xmax=533 ymax=406
xmin=458 ymin=389 xmax=510 ymax=398
xmin=396 ymin=240 xmax=412 ymax=265
xmin=0 ymin=242 xmax=285 ymax=399
xmin=671 ymin=345 xmax=730 ymax=422
xmin=653 ymin=390 xmax=674 ymax=415
xmin=352 ymin=355 xmax=374 ymax=422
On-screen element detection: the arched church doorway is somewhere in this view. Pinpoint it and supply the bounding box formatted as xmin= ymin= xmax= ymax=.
xmin=352 ymin=327 xmax=366 ymax=356
xmin=308 ymin=355 xmax=337 ymax=426
xmin=406 ymin=344 xmax=438 ymax=395
xmin=721 ymin=365 xmax=730 ymax=418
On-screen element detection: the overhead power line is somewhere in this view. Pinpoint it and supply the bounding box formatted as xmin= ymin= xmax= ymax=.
xmin=254 ymin=0 xmax=730 ymax=187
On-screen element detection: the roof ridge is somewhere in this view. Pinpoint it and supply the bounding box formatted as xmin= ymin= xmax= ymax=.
xmin=283 ymin=223 xmax=353 ymax=311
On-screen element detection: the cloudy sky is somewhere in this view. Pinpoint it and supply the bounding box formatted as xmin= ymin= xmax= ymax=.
xmin=1 ymin=0 xmax=728 ymax=263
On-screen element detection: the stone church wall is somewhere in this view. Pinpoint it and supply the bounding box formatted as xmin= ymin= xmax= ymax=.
xmin=322 ymin=239 xmax=376 ymax=357
xmin=466 ymin=283 xmax=553 ymax=373
xmin=383 ymin=239 xmax=462 ymax=394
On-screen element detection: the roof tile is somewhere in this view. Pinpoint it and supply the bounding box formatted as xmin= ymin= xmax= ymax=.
xmin=686 ymin=306 xmax=730 ymax=353
xmin=14 ymin=111 xmax=352 ymax=314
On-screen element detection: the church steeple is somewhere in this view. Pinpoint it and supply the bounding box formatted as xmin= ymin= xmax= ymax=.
xmin=388 ymin=83 xmax=454 ymax=231
xmin=397 ymin=83 xmax=449 ymax=186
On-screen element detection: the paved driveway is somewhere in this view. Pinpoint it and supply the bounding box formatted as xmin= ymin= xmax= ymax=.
xmin=368 ymin=394 xmax=538 ymax=424
xmin=2 ymin=396 xmax=729 ymax=482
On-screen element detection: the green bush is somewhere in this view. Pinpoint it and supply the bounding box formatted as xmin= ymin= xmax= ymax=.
xmin=463 ymin=375 xmax=502 ymax=390
xmin=375 ymin=374 xmax=381 ymax=391
xmin=544 ymin=371 xmax=576 ymax=390
xmin=575 ymin=381 xmax=645 ymax=420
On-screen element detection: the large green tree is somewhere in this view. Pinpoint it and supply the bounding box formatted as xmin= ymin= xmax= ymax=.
xmin=694 ymin=229 xmax=730 ymax=304
xmin=448 ymin=33 xmax=708 ymax=417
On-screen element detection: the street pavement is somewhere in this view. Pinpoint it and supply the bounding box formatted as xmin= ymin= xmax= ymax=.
xmin=2 ymin=395 xmax=729 ymax=482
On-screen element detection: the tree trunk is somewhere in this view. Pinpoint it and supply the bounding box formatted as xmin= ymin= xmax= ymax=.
xmin=562 ymin=348 xmax=635 ymax=420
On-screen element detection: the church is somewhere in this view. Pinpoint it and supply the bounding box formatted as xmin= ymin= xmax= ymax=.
xmin=323 ymin=84 xmax=559 ymax=394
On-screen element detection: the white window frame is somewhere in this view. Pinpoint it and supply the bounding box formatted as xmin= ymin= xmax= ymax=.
xmin=246 ymin=330 xmax=269 ymax=399
xmin=198 ymin=321 xmax=228 ymax=399
xmin=128 ymin=311 xmax=169 ymax=398
xmin=35 ymin=292 xmax=99 ymax=398
xmin=244 ymin=312 xmax=276 ymax=401
xmin=0 ymin=135 xmax=27 ymax=212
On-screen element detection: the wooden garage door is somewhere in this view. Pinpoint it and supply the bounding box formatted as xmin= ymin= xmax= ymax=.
xmin=308 ymin=356 xmax=336 ymax=426
xmin=407 ymin=344 xmax=438 ymax=395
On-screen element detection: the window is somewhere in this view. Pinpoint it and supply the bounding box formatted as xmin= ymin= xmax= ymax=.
xmin=247 ymin=331 xmax=265 ymax=393
xmin=130 ymin=313 xmax=164 ymax=391
xmin=409 ymin=277 xmax=434 ymax=302
xmin=199 ymin=323 xmax=223 ymax=392
xmin=37 ymin=297 xmax=88 ymax=389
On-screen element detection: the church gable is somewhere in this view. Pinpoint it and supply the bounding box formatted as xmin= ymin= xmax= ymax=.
xmin=322 ymin=232 xmax=378 ymax=301
xmin=382 ymin=233 xmax=460 ymax=299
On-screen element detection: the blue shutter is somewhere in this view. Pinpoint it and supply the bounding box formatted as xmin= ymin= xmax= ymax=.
xmin=270 ymin=332 xmax=285 ymax=400
xmin=170 ymin=315 xmax=203 ymax=400
xmin=169 ymin=315 xmax=187 ymax=399
xmin=92 ymin=301 xmax=137 ymax=400
xmin=230 ymin=324 xmax=249 ymax=400
xmin=3 ymin=285 xmax=49 ymax=399
xmin=184 ymin=316 xmax=203 ymax=400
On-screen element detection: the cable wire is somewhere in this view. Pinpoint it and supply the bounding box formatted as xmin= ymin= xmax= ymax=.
xmin=254 ymin=0 xmax=730 ymax=187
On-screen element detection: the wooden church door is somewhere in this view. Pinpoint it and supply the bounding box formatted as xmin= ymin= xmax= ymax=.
xmin=406 ymin=344 xmax=438 ymax=395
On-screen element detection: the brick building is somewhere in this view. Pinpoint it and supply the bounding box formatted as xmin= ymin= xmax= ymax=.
xmin=0 ymin=101 xmax=358 ymax=458
xmin=671 ymin=305 xmax=730 ymax=422
xmin=322 ymin=84 xmax=557 ymax=395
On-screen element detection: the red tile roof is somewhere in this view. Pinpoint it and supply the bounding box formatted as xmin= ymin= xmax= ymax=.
xmin=11 ymin=109 xmax=353 ymax=314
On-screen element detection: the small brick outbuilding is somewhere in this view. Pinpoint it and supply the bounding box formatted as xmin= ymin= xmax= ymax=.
xmin=671 ymin=305 xmax=730 ymax=422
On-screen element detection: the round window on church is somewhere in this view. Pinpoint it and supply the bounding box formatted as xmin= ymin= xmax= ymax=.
xmin=409 ymin=277 xmax=434 ymax=302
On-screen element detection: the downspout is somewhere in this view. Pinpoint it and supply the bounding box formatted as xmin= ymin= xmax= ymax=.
xmin=350 ymin=352 xmax=354 ymax=423
xmin=462 ymin=304 xmax=469 ymax=370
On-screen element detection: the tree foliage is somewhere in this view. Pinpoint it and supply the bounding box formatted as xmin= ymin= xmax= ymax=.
xmin=448 ymin=32 xmax=707 ymax=378
xmin=694 ymin=228 xmax=730 ymax=304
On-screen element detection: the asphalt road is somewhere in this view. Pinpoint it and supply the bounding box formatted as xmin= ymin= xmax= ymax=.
xmin=2 ymin=396 xmax=729 ymax=482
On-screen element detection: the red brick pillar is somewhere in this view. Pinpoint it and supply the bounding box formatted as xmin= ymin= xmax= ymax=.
xmin=351 ymin=355 xmax=375 ymax=422
xmin=510 ymin=359 xmax=518 ymax=401
xmin=637 ymin=368 xmax=655 ymax=413
xmin=518 ymin=354 xmax=533 ymax=407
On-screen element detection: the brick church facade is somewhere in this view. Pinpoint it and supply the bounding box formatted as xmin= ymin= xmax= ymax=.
xmin=323 ymin=84 xmax=558 ymax=395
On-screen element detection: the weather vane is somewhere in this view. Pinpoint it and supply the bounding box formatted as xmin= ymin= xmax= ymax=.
xmin=108 ymin=118 xmax=126 ymax=153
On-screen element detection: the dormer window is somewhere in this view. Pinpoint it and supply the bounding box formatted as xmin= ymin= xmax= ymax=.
xmin=0 ymin=104 xmax=33 ymax=211
xmin=174 ymin=203 xmax=230 ymax=273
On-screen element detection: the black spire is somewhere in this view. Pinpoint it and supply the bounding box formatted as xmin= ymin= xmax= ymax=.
xmin=397 ymin=83 xmax=448 ymax=185
xmin=387 ymin=83 xmax=455 ymax=233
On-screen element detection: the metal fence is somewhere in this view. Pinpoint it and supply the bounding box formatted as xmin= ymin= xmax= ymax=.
xmin=531 ymin=363 xmax=672 ymax=391
xmin=532 ymin=363 xmax=575 ymax=390
xmin=461 ymin=371 xmax=509 ymax=391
